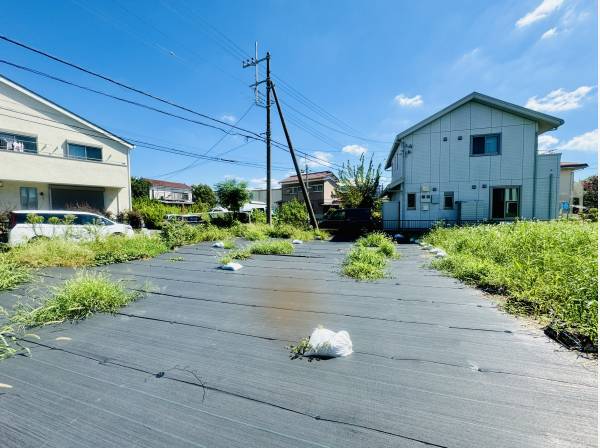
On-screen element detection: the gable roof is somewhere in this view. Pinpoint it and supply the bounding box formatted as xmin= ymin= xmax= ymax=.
xmin=0 ymin=74 xmax=133 ymax=149
xmin=385 ymin=92 xmax=564 ymax=169
xmin=279 ymin=170 xmax=338 ymax=184
xmin=145 ymin=178 xmax=192 ymax=190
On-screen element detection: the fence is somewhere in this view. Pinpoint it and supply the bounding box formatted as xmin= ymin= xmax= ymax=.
xmin=382 ymin=219 xmax=488 ymax=232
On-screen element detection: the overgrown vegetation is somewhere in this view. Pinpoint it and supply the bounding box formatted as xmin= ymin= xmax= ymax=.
xmin=12 ymin=272 xmax=139 ymax=327
xmin=335 ymin=154 xmax=381 ymax=209
xmin=342 ymin=232 xmax=397 ymax=280
xmin=424 ymin=221 xmax=598 ymax=345
xmin=0 ymin=253 xmax=30 ymax=290
xmin=274 ymin=199 xmax=309 ymax=229
xmin=1 ymin=307 xmax=30 ymax=360
xmin=215 ymin=179 xmax=250 ymax=212
xmin=132 ymin=197 xmax=209 ymax=229
xmin=219 ymin=240 xmax=294 ymax=264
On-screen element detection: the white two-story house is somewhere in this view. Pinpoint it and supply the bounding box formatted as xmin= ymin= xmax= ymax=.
xmin=146 ymin=178 xmax=193 ymax=205
xmin=0 ymin=75 xmax=133 ymax=215
xmin=382 ymin=92 xmax=564 ymax=230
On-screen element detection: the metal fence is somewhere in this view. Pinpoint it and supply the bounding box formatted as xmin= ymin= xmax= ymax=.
xmin=382 ymin=219 xmax=488 ymax=231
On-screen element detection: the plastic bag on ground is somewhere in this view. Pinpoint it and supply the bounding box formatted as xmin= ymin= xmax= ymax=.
xmin=292 ymin=239 xmax=303 ymax=244
xmin=220 ymin=262 xmax=242 ymax=271
xmin=305 ymin=327 xmax=353 ymax=358
xmin=212 ymin=241 xmax=225 ymax=248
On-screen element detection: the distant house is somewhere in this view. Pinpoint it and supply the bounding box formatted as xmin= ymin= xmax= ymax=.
xmin=0 ymin=75 xmax=133 ymax=214
xmin=145 ymin=178 xmax=193 ymax=205
xmin=249 ymin=188 xmax=282 ymax=211
xmin=559 ymin=162 xmax=588 ymax=214
xmin=382 ymin=92 xmax=565 ymax=230
xmin=279 ymin=171 xmax=339 ymax=218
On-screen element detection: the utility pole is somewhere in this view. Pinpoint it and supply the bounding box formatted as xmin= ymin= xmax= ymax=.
xmin=243 ymin=46 xmax=272 ymax=224
xmin=271 ymin=82 xmax=319 ymax=230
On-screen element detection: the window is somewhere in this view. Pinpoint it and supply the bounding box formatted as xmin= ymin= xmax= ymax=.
xmin=20 ymin=187 xmax=38 ymax=209
xmin=491 ymin=187 xmax=520 ymax=219
xmin=407 ymin=193 xmax=416 ymax=210
xmin=471 ymin=134 xmax=500 ymax=156
xmin=0 ymin=132 xmax=37 ymax=153
xmin=311 ymin=184 xmax=323 ymax=193
xmin=443 ymin=192 xmax=454 ymax=209
xmin=67 ymin=143 xmax=102 ymax=161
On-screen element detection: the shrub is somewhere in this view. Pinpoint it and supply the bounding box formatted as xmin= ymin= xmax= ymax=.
xmin=0 ymin=253 xmax=30 ymax=290
xmin=230 ymin=223 xmax=267 ymax=241
xmin=117 ymin=210 xmax=144 ymax=229
xmin=275 ymin=199 xmax=309 ymax=229
xmin=12 ymin=272 xmax=139 ymax=327
xmin=249 ymin=209 xmax=267 ymax=224
xmin=424 ymin=221 xmax=598 ymax=344
xmin=215 ymin=179 xmax=250 ymax=212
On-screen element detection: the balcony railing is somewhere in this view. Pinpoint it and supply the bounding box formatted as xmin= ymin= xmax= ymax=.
xmin=382 ymin=219 xmax=489 ymax=231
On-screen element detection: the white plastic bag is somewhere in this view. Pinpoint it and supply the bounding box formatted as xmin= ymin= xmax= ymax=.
xmin=220 ymin=262 xmax=242 ymax=271
xmin=212 ymin=241 xmax=225 ymax=248
xmin=305 ymin=328 xmax=353 ymax=358
xmin=292 ymin=239 xmax=303 ymax=245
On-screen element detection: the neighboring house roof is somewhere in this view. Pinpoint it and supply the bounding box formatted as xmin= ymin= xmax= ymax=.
xmin=145 ymin=178 xmax=192 ymax=189
xmin=385 ymin=91 xmax=564 ymax=169
xmin=0 ymin=74 xmax=133 ymax=149
xmin=279 ymin=171 xmax=338 ymax=184
xmin=560 ymin=162 xmax=589 ymax=170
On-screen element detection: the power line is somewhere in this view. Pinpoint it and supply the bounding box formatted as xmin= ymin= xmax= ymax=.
xmin=0 ymin=55 xmax=343 ymax=169
xmin=0 ymin=35 xmax=263 ymax=138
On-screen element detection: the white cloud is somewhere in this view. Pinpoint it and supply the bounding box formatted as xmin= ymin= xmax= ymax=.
xmin=540 ymin=27 xmax=557 ymax=39
xmin=516 ymin=0 xmax=563 ymax=28
xmin=342 ymin=144 xmax=368 ymax=156
xmin=525 ymin=86 xmax=594 ymax=112
xmin=249 ymin=177 xmax=280 ymax=189
xmin=394 ymin=94 xmax=423 ymax=108
xmin=221 ymin=114 xmax=237 ymax=124
xmin=306 ymin=151 xmax=334 ymax=168
xmin=538 ymin=134 xmax=559 ymax=152
xmin=559 ymin=129 xmax=598 ymax=152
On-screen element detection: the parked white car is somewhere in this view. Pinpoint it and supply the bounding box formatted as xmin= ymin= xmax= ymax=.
xmin=7 ymin=210 xmax=134 ymax=246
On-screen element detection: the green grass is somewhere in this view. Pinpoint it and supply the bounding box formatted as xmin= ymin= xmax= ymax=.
xmin=87 ymin=234 xmax=168 ymax=265
xmin=1 ymin=307 xmax=31 ymax=360
xmin=10 ymin=238 xmax=96 ymax=268
xmin=0 ymin=253 xmax=30 ymax=290
xmin=248 ymin=240 xmax=294 ymax=255
xmin=341 ymin=232 xmax=398 ymax=281
xmin=424 ymin=220 xmax=598 ymax=344
xmin=222 ymin=240 xmax=236 ymax=249
xmin=12 ymin=272 xmax=139 ymax=327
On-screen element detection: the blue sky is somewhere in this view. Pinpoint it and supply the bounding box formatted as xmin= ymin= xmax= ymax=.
xmin=1 ymin=0 xmax=597 ymax=187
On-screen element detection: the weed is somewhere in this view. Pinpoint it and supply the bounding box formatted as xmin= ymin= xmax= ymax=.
xmin=1 ymin=307 xmax=31 ymax=360
xmin=11 ymin=238 xmax=96 ymax=268
xmin=341 ymin=245 xmax=388 ymax=281
xmin=88 ymin=234 xmax=168 ymax=265
xmin=169 ymin=256 xmax=185 ymax=262
xmin=288 ymin=336 xmax=312 ymax=360
xmin=248 ymin=240 xmax=294 ymax=255
xmin=0 ymin=254 xmax=30 ymax=290
xmin=223 ymin=240 xmax=236 ymax=249
xmin=424 ymin=221 xmax=598 ymax=344
xmin=356 ymin=232 xmax=397 ymax=258
xmin=12 ymin=272 xmax=140 ymax=327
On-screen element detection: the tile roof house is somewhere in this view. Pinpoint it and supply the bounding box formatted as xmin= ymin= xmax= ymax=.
xmin=145 ymin=178 xmax=193 ymax=205
xmin=279 ymin=171 xmax=339 ymax=218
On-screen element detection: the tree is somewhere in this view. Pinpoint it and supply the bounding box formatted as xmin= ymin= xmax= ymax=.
xmin=274 ymin=199 xmax=309 ymax=228
xmin=131 ymin=177 xmax=151 ymax=199
xmin=214 ymin=179 xmax=250 ymax=212
xmin=192 ymin=183 xmax=217 ymax=208
xmin=582 ymin=175 xmax=598 ymax=209
xmin=334 ymin=154 xmax=382 ymax=209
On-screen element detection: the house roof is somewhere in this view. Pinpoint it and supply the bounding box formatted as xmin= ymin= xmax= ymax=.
xmin=385 ymin=92 xmax=564 ymax=169
xmin=0 ymin=74 xmax=133 ymax=149
xmin=279 ymin=171 xmax=338 ymax=184
xmin=560 ymin=162 xmax=589 ymax=170
xmin=145 ymin=178 xmax=192 ymax=189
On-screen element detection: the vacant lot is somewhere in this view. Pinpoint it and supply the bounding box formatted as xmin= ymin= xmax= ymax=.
xmin=0 ymin=241 xmax=597 ymax=447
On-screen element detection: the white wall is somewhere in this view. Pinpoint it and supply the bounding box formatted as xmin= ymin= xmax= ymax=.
xmin=385 ymin=101 xmax=560 ymax=223
xmin=0 ymin=80 xmax=131 ymax=213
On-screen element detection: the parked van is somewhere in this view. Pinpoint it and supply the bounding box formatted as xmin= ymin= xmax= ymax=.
xmin=7 ymin=210 xmax=134 ymax=246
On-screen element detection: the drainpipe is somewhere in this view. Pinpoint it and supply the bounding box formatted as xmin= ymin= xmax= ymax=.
xmin=548 ymin=173 xmax=553 ymax=219
xmin=532 ymin=131 xmax=538 ymax=218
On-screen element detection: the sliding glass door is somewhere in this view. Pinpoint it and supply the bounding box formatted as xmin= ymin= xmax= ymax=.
xmin=491 ymin=187 xmax=520 ymax=220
